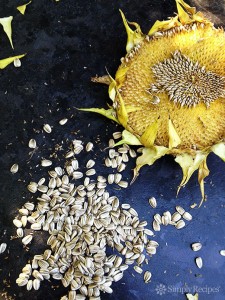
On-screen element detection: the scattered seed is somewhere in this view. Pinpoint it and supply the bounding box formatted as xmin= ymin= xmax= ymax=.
xmin=183 ymin=211 xmax=193 ymax=221
xmin=19 ymin=208 xmax=29 ymax=216
xmin=10 ymin=163 xmax=19 ymax=174
xmin=144 ymin=271 xmax=152 ymax=283
xmin=153 ymin=214 xmax=162 ymax=224
xmin=29 ymin=139 xmax=37 ymax=149
xmin=86 ymin=159 xmax=95 ymax=169
xmin=0 ymin=243 xmax=7 ymax=254
xmin=153 ymin=220 xmax=160 ymax=231
xmin=108 ymin=174 xmax=115 ymax=184
xmin=134 ymin=266 xmax=143 ymax=274
xmin=21 ymin=216 xmax=27 ymax=227
xmin=43 ymin=124 xmax=52 ymax=133
xmin=175 ymin=220 xmax=186 ymax=229
xmin=14 ymin=58 xmax=21 ymax=67
xmin=41 ymin=159 xmax=52 ymax=167
xmin=17 ymin=228 xmax=24 ymax=237
xmin=33 ymin=278 xmax=41 ymax=290
xmin=31 ymin=223 xmax=42 ymax=230
xmin=24 ymin=202 xmax=35 ymax=211
xmin=117 ymin=181 xmax=128 ymax=188
xmin=59 ymin=118 xmax=68 ymax=125
xmin=27 ymin=182 xmax=38 ymax=193
xmin=85 ymin=169 xmax=96 ymax=176
xmin=220 ymin=250 xmax=225 ymax=256
xmin=195 ymin=257 xmax=203 ymax=269
xmin=148 ymin=197 xmax=157 ymax=208
xmin=86 ymin=142 xmax=94 ymax=152
xmin=176 ymin=206 xmax=185 ymax=215
xmin=191 ymin=243 xmax=202 ymax=252
xmin=22 ymin=235 xmax=33 ymax=246
xmin=13 ymin=219 xmax=23 ymax=228
xmin=171 ymin=212 xmax=182 ymax=222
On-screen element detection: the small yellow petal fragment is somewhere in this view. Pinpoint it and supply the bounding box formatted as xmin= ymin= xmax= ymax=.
xmin=17 ymin=1 xmax=32 ymax=15
xmin=186 ymin=293 xmax=198 ymax=300
xmin=140 ymin=120 xmax=158 ymax=147
xmin=0 ymin=16 xmax=14 ymax=49
xmin=168 ymin=119 xmax=181 ymax=149
xmin=0 ymin=54 xmax=26 ymax=69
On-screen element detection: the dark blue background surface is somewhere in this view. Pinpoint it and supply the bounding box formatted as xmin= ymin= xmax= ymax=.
xmin=0 ymin=1 xmax=225 ymax=299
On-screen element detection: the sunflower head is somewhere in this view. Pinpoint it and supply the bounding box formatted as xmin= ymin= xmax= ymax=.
xmin=82 ymin=0 xmax=225 ymax=205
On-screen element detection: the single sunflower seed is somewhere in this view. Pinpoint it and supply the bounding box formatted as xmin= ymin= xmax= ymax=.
xmin=191 ymin=243 xmax=202 ymax=252
xmin=43 ymin=124 xmax=52 ymax=133
xmin=148 ymin=197 xmax=157 ymax=208
xmin=0 ymin=243 xmax=7 ymax=254
xmin=59 ymin=118 xmax=68 ymax=125
xmin=41 ymin=159 xmax=52 ymax=167
xmin=28 ymin=139 xmax=36 ymax=149
xmin=195 ymin=257 xmax=203 ymax=269
xmin=10 ymin=163 xmax=19 ymax=174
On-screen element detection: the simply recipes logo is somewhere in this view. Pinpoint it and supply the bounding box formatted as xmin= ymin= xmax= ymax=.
xmin=155 ymin=284 xmax=220 ymax=296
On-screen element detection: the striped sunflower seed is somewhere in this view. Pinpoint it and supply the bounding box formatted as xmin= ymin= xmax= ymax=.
xmin=43 ymin=124 xmax=52 ymax=133
xmin=24 ymin=202 xmax=35 ymax=211
xmin=28 ymin=139 xmax=36 ymax=149
xmin=33 ymin=278 xmax=41 ymax=290
xmin=144 ymin=271 xmax=152 ymax=283
xmin=175 ymin=220 xmax=186 ymax=229
xmin=171 ymin=212 xmax=182 ymax=222
xmin=183 ymin=211 xmax=193 ymax=221
xmin=86 ymin=142 xmax=94 ymax=152
xmin=22 ymin=234 xmax=33 ymax=245
xmin=220 ymin=250 xmax=225 ymax=256
xmin=10 ymin=163 xmax=19 ymax=174
xmin=134 ymin=265 xmax=143 ymax=274
xmin=17 ymin=228 xmax=24 ymax=237
xmin=148 ymin=197 xmax=157 ymax=208
xmin=13 ymin=219 xmax=23 ymax=228
xmin=153 ymin=220 xmax=160 ymax=231
xmin=176 ymin=205 xmax=185 ymax=215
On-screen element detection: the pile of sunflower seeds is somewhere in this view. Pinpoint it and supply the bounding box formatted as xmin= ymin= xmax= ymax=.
xmin=14 ymin=137 xmax=158 ymax=300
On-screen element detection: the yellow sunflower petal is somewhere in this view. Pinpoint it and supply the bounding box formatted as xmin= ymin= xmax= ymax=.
xmin=79 ymin=107 xmax=119 ymax=124
xmin=0 ymin=54 xmax=26 ymax=69
xmin=114 ymin=130 xmax=142 ymax=147
xmin=133 ymin=146 xmax=169 ymax=180
xmin=0 ymin=16 xmax=14 ymax=49
xmin=119 ymin=10 xmax=144 ymax=52
xmin=168 ymin=119 xmax=181 ymax=149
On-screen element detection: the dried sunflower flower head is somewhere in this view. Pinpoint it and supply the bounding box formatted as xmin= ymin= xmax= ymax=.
xmin=82 ymin=0 xmax=225 ymax=205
